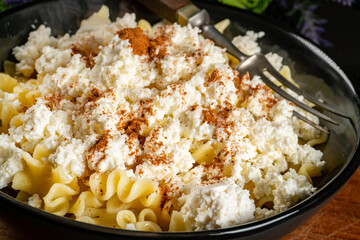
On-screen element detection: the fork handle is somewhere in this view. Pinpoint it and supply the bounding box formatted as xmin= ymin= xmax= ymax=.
xmin=136 ymin=0 xmax=192 ymax=22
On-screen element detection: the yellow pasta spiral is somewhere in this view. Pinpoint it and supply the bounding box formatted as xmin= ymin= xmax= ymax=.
xmin=43 ymin=183 xmax=79 ymax=216
xmin=89 ymin=169 xmax=159 ymax=203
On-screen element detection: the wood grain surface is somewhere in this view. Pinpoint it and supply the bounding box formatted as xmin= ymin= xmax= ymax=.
xmin=0 ymin=170 xmax=359 ymax=240
xmin=282 ymin=170 xmax=360 ymax=240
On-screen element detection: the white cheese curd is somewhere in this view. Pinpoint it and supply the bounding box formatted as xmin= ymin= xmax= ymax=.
xmin=91 ymin=133 xmax=135 ymax=172
xmin=35 ymin=46 xmax=72 ymax=76
xmin=0 ymin=134 xmax=24 ymax=188
xmin=265 ymin=52 xmax=283 ymax=71
xmin=180 ymin=180 xmax=255 ymax=230
xmin=0 ymin=6 xmax=327 ymax=232
xmin=9 ymin=99 xmax=54 ymax=151
xmin=232 ymin=31 xmax=264 ymax=56
xmin=13 ymin=25 xmax=58 ymax=77
xmin=47 ymin=138 xmax=86 ymax=178
xmin=1 ymin=92 xmax=22 ymax=112
xmin=28 ymin=193 xmax=42 ymax=208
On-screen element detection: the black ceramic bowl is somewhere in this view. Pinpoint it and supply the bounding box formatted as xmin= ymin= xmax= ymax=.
xmin=0 ymin=1 xmax=359 ymax=239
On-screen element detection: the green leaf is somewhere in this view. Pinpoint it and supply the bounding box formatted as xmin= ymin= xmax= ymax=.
xmin=218 ymin=0 xmax=272 ymax=13
xmin=0 ymin=1 xmax=10 ymax=11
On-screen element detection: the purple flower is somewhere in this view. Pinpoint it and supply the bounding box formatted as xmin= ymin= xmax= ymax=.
xmin=3 ymin=0 xmax=33 ymax=5
xmin=275 ymin=0 xmax=287 ymax=7
xmin=332 ymin=0 xmax=355 ymax=6
xmin=287 ymin=1 xmax=333 ymax=47
xmin=300 ymin=4 xmax=332 ymax=46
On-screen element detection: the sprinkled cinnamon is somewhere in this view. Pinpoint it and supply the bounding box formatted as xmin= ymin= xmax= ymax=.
xmin=190 ymin=104 xmax=198 ymax=111
xmin=116 ymin=27 xmax=168 ymax=60
xmin=71 ymin=40 xmax=100 ymax=69
xmin=144 ymin=154 xmax=170 ymax=166
xmin=201 ymin=158 xmax=225 ymax=184
xmin=253 ymin=85 xmax=278 ymax=109
xmin=86 ymin=88 xmax=103 ymax=103
xmin=123 ymin=119 xmax=146 ymax=145
xmin=240 ymin=71 xmax=250 ymax=83
xmin=218 ymin=107 xmax=231 ymax=120
xmin=159 ymin=185 xmax=171 ymax=209
xmin=43 ymin=93 xmax=63 ymax=110
xmin=117 ymin=27 xmax=150 ymax=57
xmin=202 ymin=109 xmax=217 ymax=125
xmin=237 ymin=72 xmax=251 ymax=91
xmin=149 ymin=35 xmax=168 ymax=59
xmin=205 ymin=69 xmax=222 ymax=87
xmin=87 ymin=131 xmax=111 ymax=166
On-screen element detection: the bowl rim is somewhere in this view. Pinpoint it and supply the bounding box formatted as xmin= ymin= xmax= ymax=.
xmin=0 ymin=0 xmax=359 ymax=238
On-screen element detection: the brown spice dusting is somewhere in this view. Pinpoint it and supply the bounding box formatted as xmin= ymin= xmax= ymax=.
xmin=236 ymin=72 xmax=251 ymax=92
xmin=218 ymin=106 xmax=231 ymax=120
xmin=71 ymin=40 xmax=100 ymax=69
xmin=237 ymin=71 xmax=278 ymax=111
xmin=44 ymin=93 xmax=63 ymax=110
xmin=190 ymin=104 xmax=198 ymax=111
xmin=202 ymin=109 xmax=217 ymax=125
xmin=139 ymin=99 xmax=156 ymax=116
xmin=116 ymin=101 xmax=159 ymax=165
xmin=159 ymin=185 xmax=171 ymax=209
xmin=149 ymin=35 xmax=168 ymax=59
xmin=253 ymin=85 xmax=278 ymax=109
xmin=201 ymin=158 xmax=225 ymax=184
xmin=205 ymin=69 xmax=222 ymax=87
xmin=223 ymin=122 xmax=235 ymax=138
xmin=240 ymin=72 xmax=250 ymax=83
xmin=117 ymin=27 xmax=150 ymax=57
xmin=86 ymin=88 xmax=103 ymax=103
xmin=140 ymin=153 xmax=170 ymax=166
xmin=87 ymin=131 xmax=111 ymax=166
xmin=123 ymin=119 xmax=146 ymax=145
xmin=116 ymin=27 xmax=169 ymax=60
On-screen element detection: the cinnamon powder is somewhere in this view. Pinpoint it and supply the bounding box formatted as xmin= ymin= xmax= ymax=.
xmin=116 ymin=27 xmax=168 ymax=60
xmin=71 ymin=42 xmax=100 ymax=69
xmin=123 ymin=119 xmax=146 ymax=145
xmin=202 ymin=109 xmax=217 ymax=125
xmin=87 ymin=131 xmax=111 ymax=166
xmin=149 ymin=35 xmax=168 ymax=59
xmin=205 ymin=69 xmax=222 ymax=87
xmin=117 ymin=27 xmax=150 ymax=57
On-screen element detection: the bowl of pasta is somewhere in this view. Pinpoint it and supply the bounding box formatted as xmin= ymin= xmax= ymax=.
xmin=0 ymin=0 xmax=359 ymax=239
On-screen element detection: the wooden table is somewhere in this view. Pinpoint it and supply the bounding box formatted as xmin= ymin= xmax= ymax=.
xmin=283 ymin=170 xmax=360 ymax=240
xmin=1 ymin=170 xmax=360 ymax=240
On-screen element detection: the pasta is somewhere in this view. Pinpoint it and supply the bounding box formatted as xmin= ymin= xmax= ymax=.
xmin=214 ymin=18 xmax=230 ymax=34
xmin=298 ymin=163 xmax=322 ymax=184
xmin=0 ymin=73 xmax=18 ymax=92
xmin=69 ymin=191 xmax=103 ymax=217
xmin=307 ymin=131 xmax=328 ymax=147
xmin=43 ymin=183 xmax=79 ymax=216
xmin=191 ymin=141 xmax=215 ymax=164
xmin=0 ymin=5 xmax=328 ymax=232
xmin=89 ymin=169 xmax=159 ymax=204
xmin=12 ymin=152 xmax=53 ymax=196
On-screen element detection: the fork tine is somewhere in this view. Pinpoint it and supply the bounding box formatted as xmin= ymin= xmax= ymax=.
xmin=293 ymin=111 xmax=329 ymax=133
xmin=261 ymin=55 xmax=348 ymax=118
xmin=259 ymin=72 xmax=339 ymax=125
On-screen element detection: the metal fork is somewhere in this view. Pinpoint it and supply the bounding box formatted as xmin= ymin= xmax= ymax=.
xmin=191 ymin=11 xmax=348 ymax=133
xmin=137 ymin=0 xmax=347 ymax=132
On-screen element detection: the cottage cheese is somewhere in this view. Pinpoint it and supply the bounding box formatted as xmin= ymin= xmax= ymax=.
xmin=180 ymin=180 xmax=255 ymax=230
xmin=0 ymin=134 xmax=24 ymax=188
xmin=0 ymin=6 xmax=325 ymax=231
